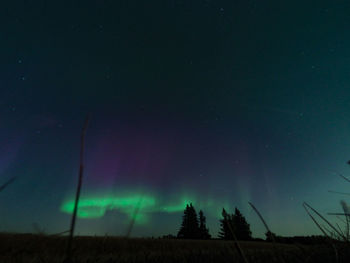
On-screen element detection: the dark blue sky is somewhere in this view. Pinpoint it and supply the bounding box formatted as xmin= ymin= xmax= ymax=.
xmin=0 ymin=0 xmax=350 ymax=238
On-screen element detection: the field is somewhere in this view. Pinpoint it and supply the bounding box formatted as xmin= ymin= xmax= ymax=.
xmin=0 ymin=233 xmax=349 ymax=263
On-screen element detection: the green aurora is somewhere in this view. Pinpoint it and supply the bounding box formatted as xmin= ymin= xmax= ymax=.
xmin=60 ymin=193 xmax=224 ymax=224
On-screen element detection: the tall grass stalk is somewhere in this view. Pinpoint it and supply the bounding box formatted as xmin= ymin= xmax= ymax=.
xmin=341 ymin=200 xmax=350 ymax=240
xmin=303 ymin=202 xmax=339 ymax=263
xmin=64 ymin=115 xmax=90 ymax=262
xmin=125 ymin=196 xmax=143 ymax=238
xmin=0 ymin=176 xmax=17 ymax=192
xmin=339 ymin=173 xmax=350 ymax=183
xmin=336 ymin=215 xmax=347 ymax=225
xmin=303 ymin=202 xmax=345 ymax=241
xmin=225 ymin=217 xmax=249 ymax=263
xmin=328 ymin=190 xmax=350 ymax=196
xmin=328 ymin=171 xmax=350 ymax=241
xmin=328 ymin=202 xmax=350 ymax=241
xmin=248 ymin=202 xmax=285 ymax=263
xmin=335 ymin=223 xmax=345 ymax=239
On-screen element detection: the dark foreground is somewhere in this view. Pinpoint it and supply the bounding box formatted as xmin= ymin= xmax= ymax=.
xmin=0 ymin=234 xmax=349 ymax=263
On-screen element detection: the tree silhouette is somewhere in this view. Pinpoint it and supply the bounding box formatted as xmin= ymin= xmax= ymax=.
xmin=198 ymin=210 xmax=211 ymax=239
xmin=177 ymin=203 xmax=200 ymax=239
xmin=233 ymin=207 xmax=252 ymax=240
xmin=218 ymin=208 xmax=234 ymax=240
xmin=219 ymin=207 xmax=252 ymax=240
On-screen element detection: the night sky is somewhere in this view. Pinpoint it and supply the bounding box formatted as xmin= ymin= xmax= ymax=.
xmin=1 ymin=0 xmax=350 ymax=238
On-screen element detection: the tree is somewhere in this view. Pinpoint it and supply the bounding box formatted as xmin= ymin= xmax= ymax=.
xmin=233 ymin=207 xmax=252 ymax=240
xmin=177 ymin=203 xmax=200 ymax=239
xmin=198 ymin=210 xmax=211 ymax=239
xmin=218 ymin=208 xmax=234 ymax=240
xmin=218 ymin=207 xmax=252 ymax=240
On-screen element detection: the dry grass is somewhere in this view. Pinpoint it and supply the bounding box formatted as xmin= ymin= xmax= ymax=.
xmin=65 ymin=115 xmax=90 ymax=262
xmin=0 ymin=233 xmax=349 ymax=263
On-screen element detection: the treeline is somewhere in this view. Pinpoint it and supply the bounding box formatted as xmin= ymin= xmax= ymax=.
xmin=175 ymin=203 xmax=252 ymax=240
xmin=165 ymin=203 xmax=333 ymax=245
xmin=265 ymin=232 xmax=340 ymax=245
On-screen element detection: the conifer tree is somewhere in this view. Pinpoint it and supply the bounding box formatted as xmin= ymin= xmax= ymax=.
xmin=198 ymin=210 xmax=211 ymax=239
xmin=177 ymin=203 xmax=200 ymax=239
xmin=218 ymin=208 xmax=234 ymax=240
xmin=233 ymin=207 xmax=252 ymax=240
xmin=219 ymin=207 xmax=252 ymax=240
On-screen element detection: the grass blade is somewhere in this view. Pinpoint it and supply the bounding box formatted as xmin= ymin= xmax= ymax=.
xmin=125 ymin=196 xmax=143 ymax=238
xmin=0 ymin=176 xmax=17 ymax=192
xmin=64 ymin=115 xmax=90 ymax=262
xmin=303 ymin=203 xmax=330 ymax=237
xmin=248 ymin=202 xmax=271 ymax=234
xmin=341 ymin=200 xmax=350 ymax=240
xmin=303 ymin=202 xmax=346 ymax=241
xmin=328 ymin=213 xmax=350 ymax=216
xmin=303 ymin=202 xmax=339 ymax=263
xmin=328 ymin=190 xmax=350 ymax=196
xmin=225 ymin=216 xmax=249 ymax=263
xmin=339 ymin=173 xmax=350 ymax=183
xmin=248 ymin=202 xmax=285 ymax=263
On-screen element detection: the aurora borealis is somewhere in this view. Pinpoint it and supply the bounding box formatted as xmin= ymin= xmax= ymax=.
xmin=1 ymin=0 xmax=350 ymax=238
xmin=61 ymin=193 xmax=218 ymax=223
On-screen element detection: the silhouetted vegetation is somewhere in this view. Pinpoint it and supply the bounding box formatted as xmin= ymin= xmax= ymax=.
xmin=1 ymin=233 xmax=350 ymax=263
xmin=177 ymin=204 xmax=251 ymax=241
xmin=265 ymin=231 xmax=277 ymax=242
xmin=198 ymin=210 xmax=211 ymax=239
xmin=0 ymin=176 xmax=17 ymax=193
xmin=218 ymin=207 xmax=252 ymax=241
xmin=177 ymin=203 xmax=200 ymax=239
xmin=218 ymin=208 xmax=233 ymax=240
xmin=265 ymin=233 xmax=347 ymax=245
